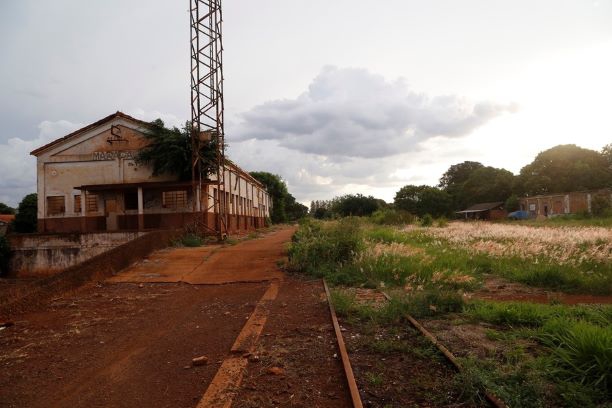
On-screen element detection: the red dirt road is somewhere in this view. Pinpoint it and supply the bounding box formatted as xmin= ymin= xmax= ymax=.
xmin=0 ymin=227 xmax=351 ymax=408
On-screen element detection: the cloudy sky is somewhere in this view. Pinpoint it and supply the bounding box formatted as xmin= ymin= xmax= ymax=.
xmin=1 ymin=0 xmax=611 ymax=207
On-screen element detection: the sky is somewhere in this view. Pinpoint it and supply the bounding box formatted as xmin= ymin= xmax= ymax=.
xmin=1 ymin=0 xmax=611 ymax=207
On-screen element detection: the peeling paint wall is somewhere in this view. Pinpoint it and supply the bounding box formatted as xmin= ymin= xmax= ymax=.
xmin=8 ymin=232 xmax=146 ymax=277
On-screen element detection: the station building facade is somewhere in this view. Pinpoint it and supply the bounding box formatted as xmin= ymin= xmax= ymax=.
xmin=30 ymin=112 xmax=270 ymax=234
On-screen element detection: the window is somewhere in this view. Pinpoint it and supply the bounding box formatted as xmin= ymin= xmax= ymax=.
xmin=74 ymin=195 xmax=82 ymax=213
xmin=86 ymin=194 xmax=98 ymax=212
xmin=47 ymin=196 xmax=65 ymax=216
xmin=124 ymin=189 xmax=138 ymax=210
xmin=162 ymin=190 xmax=187 ymax=209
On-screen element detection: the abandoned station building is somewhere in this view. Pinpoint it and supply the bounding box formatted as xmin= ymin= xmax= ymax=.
xmin=30 ymin=112 xmax=270 ymax=234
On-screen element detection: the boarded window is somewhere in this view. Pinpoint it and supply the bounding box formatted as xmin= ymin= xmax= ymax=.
xmin=74 ymin=195 xmax=82 ymax=213
xmin=163 ymin=190 xmax=187 ymax=209
xmin=47 ymin=196 xmax=65 ymax=216
xmin=86 ymin=194 xmax=98 ymax=212
xmin=124 ymin=189 xmax=138 ymax=210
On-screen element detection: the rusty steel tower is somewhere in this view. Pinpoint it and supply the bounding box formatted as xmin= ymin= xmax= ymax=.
xmin=190 ymin=0 xmax=227 ymax=239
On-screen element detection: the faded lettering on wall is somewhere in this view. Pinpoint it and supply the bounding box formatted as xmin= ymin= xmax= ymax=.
xmin=92 ymin=151 xmax=139 ymax=161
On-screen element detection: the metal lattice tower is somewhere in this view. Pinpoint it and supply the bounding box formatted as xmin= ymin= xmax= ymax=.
xmin=190 ymin=0 xmax=227 ymax=239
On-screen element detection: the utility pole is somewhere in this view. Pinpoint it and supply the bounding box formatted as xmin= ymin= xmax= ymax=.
xmin=190 ymin=0 xmax=227 ymax=240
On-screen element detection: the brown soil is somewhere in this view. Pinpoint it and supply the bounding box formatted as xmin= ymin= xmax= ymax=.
xmin=472 ymin=275 xmax=612 ymax=305
xmin=234 ymin=277 xmax=352 ymax=408
xmin=0 ymin=226 xmax=353 ymax=408
xmin=0 ymin=281 xmax=268 ymax=408
xmin=340 ymin=320 xmax=469 ymax=408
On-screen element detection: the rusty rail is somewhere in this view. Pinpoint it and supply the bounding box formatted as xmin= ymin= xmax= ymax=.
xmin=323 ymin=280 xmax=364 ymax=408
xmin=380 ymin=291 xmax=508 ymax=408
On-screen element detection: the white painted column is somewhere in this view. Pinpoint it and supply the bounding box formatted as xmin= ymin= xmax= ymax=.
xmin=137 ymin=187 xmax=144 ymax=230
xmin=81 ymin=191 xmax=87 ymax=217
xmin=137 ymin=187 xmax=144 ymax=214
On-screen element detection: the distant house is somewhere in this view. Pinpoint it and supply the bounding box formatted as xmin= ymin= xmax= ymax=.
xmin=519 ymin=189 xmax=612 ymax=218
xmin=0 ymin=214 xmax=15 ymax=236
xmin=456 ymin=202 xmax=506 ymax=220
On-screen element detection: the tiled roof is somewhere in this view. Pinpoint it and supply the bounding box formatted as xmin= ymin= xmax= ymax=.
xmin=0 ymin=214 xmax=15 ymax=224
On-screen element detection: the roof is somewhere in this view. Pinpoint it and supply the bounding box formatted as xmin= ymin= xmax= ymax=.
xmin=30 ymin=111 xmax=151 ymax=156
xmin=457 ymin=201 xmax=504 ymax=213
xmin=225 ymin=159 xmax=265 ymax=188
xmin=0 ymin=214 xmax=15 ymax=224
xmin=30 ymin=111 xmax=267 ymax=192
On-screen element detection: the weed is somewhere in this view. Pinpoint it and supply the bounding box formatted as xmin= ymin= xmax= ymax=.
xmin=179 ymin=233 xmax=204 ymax=247
xmin=365 ymin=371 xmax=384 ymax=386
xmin=370 ymin=208 xmax=415 ymax=225
xmin=538 ymin=319 xmax=611 ymax=397
xmin=420 ymin=214 xmax=433 ymax=227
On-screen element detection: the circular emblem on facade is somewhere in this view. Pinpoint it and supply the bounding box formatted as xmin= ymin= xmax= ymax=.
xmin=51 ymin=170 xmax=58 ymax=176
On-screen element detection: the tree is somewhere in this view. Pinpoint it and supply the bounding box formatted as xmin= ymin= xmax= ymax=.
xmin=331 ymin=194 xmax=380 ymax=217
xmin=394 ymin=185 xmax=452 ymax=218
xmin=136 ymin=119 xmax=220 ymax=181
xmin=517 ymin=144 xmax=611 ymax=196
xmin=602 ymin=143 xmax=612 ymax=168
xmin=0 ymin=235 xmax=9 ymax=276
xmin=310 ymin=200 xmax=332 ymax=219
xmin=462 ymin=166 xmax=515 ymax=206
xmin=250 ymin=172 xmax=293 ymax=223
xmin=285 ymin=195 xmax=308 ymax=221
xmin=504 ymin=194 xmax=520 ymax=212
xmin=439 ymin=161 xmax=484 ymax=210
xmin=0 ymin=202 xmax=15 ymax=214
xmin=13 ymin=193 xmax=38 ymax=233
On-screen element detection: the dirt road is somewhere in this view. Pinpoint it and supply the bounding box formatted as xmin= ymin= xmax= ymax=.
xmin=0 ymin=227 xmax=351 ymax=408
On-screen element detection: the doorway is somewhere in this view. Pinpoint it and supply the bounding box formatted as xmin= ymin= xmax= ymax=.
xmin=105 ymin=197 xmax=118 ymax=231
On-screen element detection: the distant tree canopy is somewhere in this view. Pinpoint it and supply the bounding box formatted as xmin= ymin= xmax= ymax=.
xmin=332 ymin=194 xmax=380 ymax=217
xmin=13 ymin=193 xmax=37 ymax=233
xmin=439 ymin=161 xmax=515 ymax=210
xmin=249 ymin=172 xmax=305 ymax=223
xmin=309 ymin=194 xmax=382 ymax=219
xmin=0 ymin=203 xmax=15 ymax=215
xmin=462 ymin=166 xmax=515 ymax=205
xmin=310 ymin=200 xmax=333 ymax=219
xmin=285 ymin=195 xmax=309 ymax=221
xmin=517 ymin=144 xmax=612 ymax=196
xmin=136 ymin=119 xmax=219 ymax=181
xmin=394 ymin=185 xmax=452 ymax=218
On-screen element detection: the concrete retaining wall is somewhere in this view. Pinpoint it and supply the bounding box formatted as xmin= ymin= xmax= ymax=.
xmin=0 ymin=229 xmax=182 ymax=318
xmin=8 ymin=231 xmax=147 ymax=277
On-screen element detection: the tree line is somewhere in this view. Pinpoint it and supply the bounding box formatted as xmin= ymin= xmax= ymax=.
xmin=310 ymin=143 xmax=612 ymax=219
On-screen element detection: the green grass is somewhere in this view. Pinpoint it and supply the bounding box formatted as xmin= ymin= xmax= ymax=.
xmin=500 ymin=214 xmax=612 ymax=228
xmin=464 ymin=300 xmax=612 ymax=403
xmin=292 ymin=219 xmax=612 ymax=405
xmin=465 ymin=300 xmax=612 ymax=328
xmin=178 ymin=233 xmax=204 ymax=247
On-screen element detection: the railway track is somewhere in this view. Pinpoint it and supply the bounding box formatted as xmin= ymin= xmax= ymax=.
xmin=321 ymin=279 xmax=509 ymax=408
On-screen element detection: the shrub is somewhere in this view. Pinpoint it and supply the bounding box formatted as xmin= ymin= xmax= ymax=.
xmin=13 ymin=193 xmax=37 ymax=233
xmin=180 ymin=233 xmax=204 ymax=247
xmin=0 ymin=235 xmax=10 ymax=276
xmin=420 ymin=214 xmax=433 ymax=227
xmin=370 ymin=208 xmax=415 ymax=225
xmin=288 ymin=218 xmax=364 ymax=275
xmin=539 ymin=319 xmax=611 ymax=397
xmin=591 ymin=194 xmax=611 ymax=217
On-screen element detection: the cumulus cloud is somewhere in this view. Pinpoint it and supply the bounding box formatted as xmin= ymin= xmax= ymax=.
xmin=0 ymin=120 xmax=82 ymax=206
xmin=232 ymin=66 xmax=516 ymax=159
xmin=127 ymin=108 xmax=184 ymax=129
